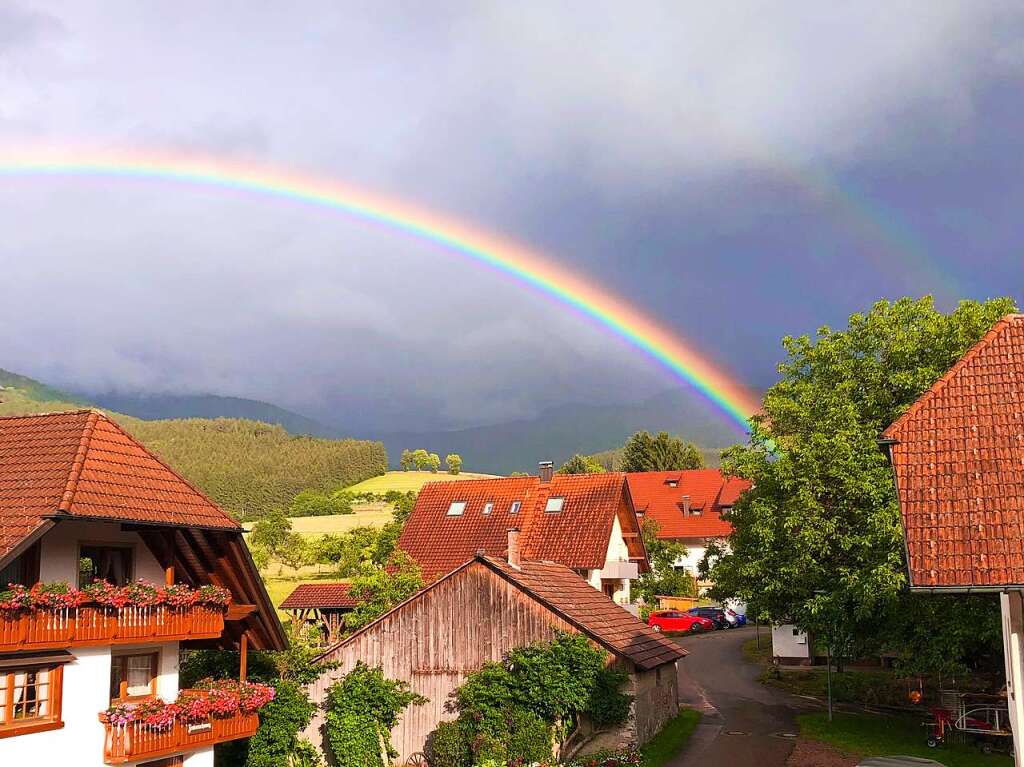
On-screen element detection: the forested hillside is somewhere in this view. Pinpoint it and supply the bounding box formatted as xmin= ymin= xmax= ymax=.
xmin=0 ymin=369 xmax=387 ymax=518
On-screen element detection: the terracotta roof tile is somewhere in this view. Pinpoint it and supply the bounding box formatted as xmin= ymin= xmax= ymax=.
xmin=882 ymin=315 xmax=1024 ymax=588
xmin=483 ymin=557 xmax=687 ymax=669
xmin=0 ymin=410 xmax=239 ymax=563
xmin=280 ymin=583 xmax=357 ymax=609
xmin=398 ymin=474 xmax=645 ymax=579
xmin=625 ymin=470 xmax=750 ymax=539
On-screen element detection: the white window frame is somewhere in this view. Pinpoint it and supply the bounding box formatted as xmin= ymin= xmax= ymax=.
xmin=446 ymin=501 xmax=467 ymax=517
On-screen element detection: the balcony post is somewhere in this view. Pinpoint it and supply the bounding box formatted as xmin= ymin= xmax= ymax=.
xmin=239 ymin=634 xmax=248 ymax=683
xmin=165 ymin=566 xmax=175 ymax=586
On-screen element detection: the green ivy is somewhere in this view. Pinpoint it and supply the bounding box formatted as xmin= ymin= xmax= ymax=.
xmin=324 ymin=662 xmax=427 ymax=767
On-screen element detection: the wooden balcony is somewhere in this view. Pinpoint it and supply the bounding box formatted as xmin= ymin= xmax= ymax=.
xmin=101 ymin=707 xmax=258 ymax=764
xmin=0 ymin=604 xmax=225 ymax=652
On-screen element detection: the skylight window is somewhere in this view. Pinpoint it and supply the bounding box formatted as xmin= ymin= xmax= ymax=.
xmin=483 ymin=502 xmax=494 ymax=515
xmin=509 ymin=501 xmax=521 ymax=514
xmin=447 ymin=501 xmax=467 ymax=516
xmin=544 ymin=497 xmax=565 ymax=513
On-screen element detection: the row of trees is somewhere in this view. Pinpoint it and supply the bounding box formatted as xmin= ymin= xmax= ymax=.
xmin=558 ymin=430 xmax=705 ymax=475
xmin=703 ymin=297 xmax=1014 ymax=676
xmin=399 ymin=448 xmax=463 ymax=474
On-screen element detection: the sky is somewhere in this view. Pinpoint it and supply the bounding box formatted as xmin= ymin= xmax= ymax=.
xmin=1 ymin=2 xmax=1022 ymax=434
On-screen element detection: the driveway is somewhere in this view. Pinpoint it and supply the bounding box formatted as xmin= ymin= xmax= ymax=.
xmin=670 ymin=626 xmax=814 ymax=767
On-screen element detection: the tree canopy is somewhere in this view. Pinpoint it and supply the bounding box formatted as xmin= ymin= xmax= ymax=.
xmin=620 ymin=431 xmax=704 ymax=472
xmin=704 ymin=296 xmax=1016 ymax=674
xmin=557 ymin=454 xmax=606 ymax=474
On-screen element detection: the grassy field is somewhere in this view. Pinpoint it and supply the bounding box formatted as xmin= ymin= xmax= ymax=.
xmin=345 ymin=470 xmax=500 ymax=494
xmin=798 ymin=712 xmax=1012 ymax=767
xmin=289 ymin=502 xmax=396 ymax=535
xmin=640 ymin=709 xmax=702 ymax=767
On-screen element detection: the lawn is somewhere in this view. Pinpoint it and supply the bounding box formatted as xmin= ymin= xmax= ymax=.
xmin=640 ymin=709 xmax=702 ymax=767
xmin=798 ymin=712 xmax=1013 ymax=767
xmin=345 ymin=470 xmax=499 ymax=494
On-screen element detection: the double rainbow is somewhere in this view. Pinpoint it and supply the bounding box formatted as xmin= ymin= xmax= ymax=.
xmin=0 ymin=147 xmax=760 ymax=433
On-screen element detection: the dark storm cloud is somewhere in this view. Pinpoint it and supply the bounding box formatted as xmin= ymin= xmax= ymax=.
xmin=1 ymin=2 xmax=1022 ymax=431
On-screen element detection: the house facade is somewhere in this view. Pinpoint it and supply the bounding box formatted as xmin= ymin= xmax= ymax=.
xmin=0 ymin=410 xmax=286 ymax=766
xmin=398 ymin=467 xmax=648 ymax=606
xmin=303 ymin=551 xmax=686 ymax=763
xmin=880 ymin=315 xmax=1024 ymax=766
xmin=625 ymin=470 xmax=750 ymax=590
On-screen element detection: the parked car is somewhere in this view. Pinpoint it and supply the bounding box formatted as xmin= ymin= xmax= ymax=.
xmin=648 ymin=610 xmax=715 ymax=634
xmin=725 ymin=608 xmax=747 ymax=627
xmin=687 ymin=607 xmax=732 ymax=630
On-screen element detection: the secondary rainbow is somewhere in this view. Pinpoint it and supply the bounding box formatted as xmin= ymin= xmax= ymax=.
xmin=0 ymin=147 xmax=760 ymax=432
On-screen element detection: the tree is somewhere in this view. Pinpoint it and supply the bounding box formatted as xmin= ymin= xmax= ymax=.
xmin=345 ymin=551 xmax=424 ymax=632
xmin=704 ymin=297 xmax=1016 ymax=674
xmin=620 ymin=431 xmax=704 ymax=472
xmin=633 ymin=520 xmax=694 ymax=604
xmin=412 ymin=449 xmax=431 ymax=471
xmin=250 ymin=511 xmax=292 ymax=560
xmin=428 ymin=453 xmax=441 ymax=473
xmin=399 ymin=449 xmax=414 ymax=471
xmin=278 ymin=533 xmax=311 ymax=573
xmin=445 ymin=453 xmax=463 ymax=475
xmin=288 ymin=489 xmax=353 ymax=517
xmin=557 ymin=454 xmax=606 ymax=475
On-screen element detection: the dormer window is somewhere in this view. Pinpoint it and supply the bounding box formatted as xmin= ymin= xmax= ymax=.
xmin=447 ymin=501 xmax=466 ymax=517
xmin=510 ymin=501 xmax=521 ymax=514
xmin=482 ymin=502 xmax=494 ymax=515
xmin=666 ymin=480 xmax=679 ymax=488
xmin=544 ymin=497 xmax=565 ymax=513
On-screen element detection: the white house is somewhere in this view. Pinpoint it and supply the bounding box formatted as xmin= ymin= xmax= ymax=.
xmin=0 ymin=410 xmax=285 ymax=765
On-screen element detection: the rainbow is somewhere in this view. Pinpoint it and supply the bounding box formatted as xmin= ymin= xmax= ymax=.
xmin=0 ymin=146 xmax=760 ymax=433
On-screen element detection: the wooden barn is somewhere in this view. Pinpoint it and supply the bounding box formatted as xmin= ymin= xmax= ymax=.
xmin=303 ymin=548 xmax=687 ymax=764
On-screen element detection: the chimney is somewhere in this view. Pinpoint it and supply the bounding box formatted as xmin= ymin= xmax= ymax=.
xmin=507 ymin=528 xmax=521 ymax=569
xmin=681 ymin=495 xmax=691 ymax=516
xmin=538 ymin=460 xmax=554 ymax=483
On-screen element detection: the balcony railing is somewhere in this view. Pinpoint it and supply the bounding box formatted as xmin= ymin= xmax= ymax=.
xmin=0 ymin=604 xmax=226 ymax=652
xmin=101 ymin=700 xmax=258 ymax=764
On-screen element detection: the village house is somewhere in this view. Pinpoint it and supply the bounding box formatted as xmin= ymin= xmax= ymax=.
xmin=280 ymin=583 xmax=357 ymax=646
xmin=303 ymin=545 xmax=687 ymax=764
xmin=880 ymin=314 xmax=1024 ymax=766
xmin=0 ymin=410 xmax=286 ymax=766
xmin=398 ymin=465 xmax=648 ymax=607
xmin=625 ymin=469 xmax=750 ymax=590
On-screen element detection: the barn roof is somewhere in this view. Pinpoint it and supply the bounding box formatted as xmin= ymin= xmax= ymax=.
xmin=882 ymin=314 xmax=1024 ymax=589
xmin=625 ymin=470 xmax=750 ymax=539
xmin=321 ymin=555 xmax=685 ymax=671
xmin=281 ymin=582 xmax=358 ymax=610
xmin=398 ymin=473 xmax=647 ymax=579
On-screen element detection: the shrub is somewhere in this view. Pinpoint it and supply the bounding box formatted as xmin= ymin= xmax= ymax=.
xmin=504 ymin=708 xmax=553 ymax=764
xmin=428 ymin=720 xmax=472 ymax=767
xmin=587 ymin=668 xmax=632 ymax=728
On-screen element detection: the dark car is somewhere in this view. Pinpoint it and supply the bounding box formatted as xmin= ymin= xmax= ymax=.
xmin=687 ymin=607 xmax=731 ymax=630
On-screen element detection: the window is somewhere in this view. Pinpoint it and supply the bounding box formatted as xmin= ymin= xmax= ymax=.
xmin=446 ymin=501 xmax=466 ymax=517
xmin=509 ymin=501 xmax=521 ymax=514
xmin=482 ymin=502 xmax=494 ymax=515
xmin=0 ymin=661 xmax=64 ymax=737
xmin=110 ymin=652 xmax=158 ymax=702
xmin=79 ymin=545 xmax=133 ymax=587
xmin=544 ymin=497 xmax=565 ymax=513
xmin=666 ymin=480 xmax=679 ymax=488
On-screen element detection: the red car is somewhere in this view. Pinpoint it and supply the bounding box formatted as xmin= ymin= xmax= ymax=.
xmin=647 ymin=610 xmax=714 ymax=634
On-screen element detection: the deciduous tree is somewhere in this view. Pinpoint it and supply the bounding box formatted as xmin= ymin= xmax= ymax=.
xmin=704 ymin=296 xmax=1015 ymax=674
xmin=557 ymin=454 xmax=606 ymax=474
xmin=445 ymin=453 xmax=463 ymax=474
xmin=620 ymin=431 xmax=704 ymax=472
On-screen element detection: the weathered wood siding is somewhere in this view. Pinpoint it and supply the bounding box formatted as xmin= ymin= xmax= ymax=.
xmin=306 ymin=561 xmax=622 ymax=762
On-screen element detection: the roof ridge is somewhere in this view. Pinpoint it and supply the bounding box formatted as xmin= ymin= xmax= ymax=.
xmin=882 ymin=314 xmax=1018 ymax=440
xmin=58 ymin=410 xmax=100 ymax=513
xmin=0 ymin=407 xmax=97 ymax=422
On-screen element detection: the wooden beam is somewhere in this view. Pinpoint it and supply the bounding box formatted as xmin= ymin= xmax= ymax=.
xmin=225 ymin=604 xmax=258 ymax=622
xmin=239 ymin=634 xmax=248 ymax=683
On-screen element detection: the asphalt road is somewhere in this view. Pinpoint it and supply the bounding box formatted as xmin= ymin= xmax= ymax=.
xmin=670 ymin=626 xmax=813 ymax=767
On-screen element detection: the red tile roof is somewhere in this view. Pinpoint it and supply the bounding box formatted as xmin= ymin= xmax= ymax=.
xmin=0 ymin=410 xmax=240 ymax=564
xmin=398 ymin=474 xmax=645 ymax=580
xmin=882 ymin=315 xmax=1024 ymax=589
xmin=626 ymin=470 xmax=750 ymax=539
xmin=280 ymin=583 xmax=358 ymax=610
xmin=483 ymin=556 xmax=687 ymax=670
